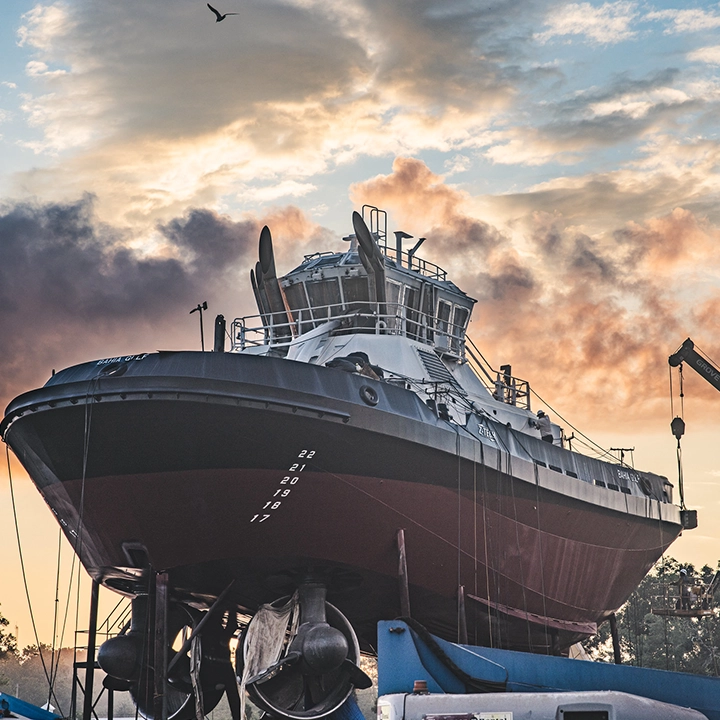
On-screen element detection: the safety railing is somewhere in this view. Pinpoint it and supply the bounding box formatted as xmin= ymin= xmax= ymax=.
xmin=651 ymin=582 xmax=716 ymax=616
xmin=380 ymin=245 xmax=448 ymax=281
xmin=231 ymin=301 xmax=468 ymax=358
xmin=465 ymin=336 xmax=531 ymax=410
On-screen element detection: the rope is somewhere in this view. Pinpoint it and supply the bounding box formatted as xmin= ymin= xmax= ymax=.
xmin=529 ymin=387 xmax=617 ymax=463
xmin=51 ymin=542 xmax=80 ymax=702
xmin=455 ymin=426 xmax=462 ymax=643
xmin=669 ymin=362 xmax=687 ymax=509
xmin=679 ymin=364 xmax=685 ymax=419
xmin=478 ymin=447 xmax=494 ymax=647
xmin=533 ymin=463 xmax=550 ymax=653
xmin=472 ymin=442 xmax=478 ymax=646
xmin=47 ymin=528 xmax=62 ymax=707
xmin=67 ymin=374 xmax=102 ymax=716
xmin=676 ymin=442 xmax=686 ymax=510
xmin=669 ymin=364 xmax=675 ymax=421
xmin=5 ymin=443 xmax=66 ymax=715
xmin=491 ymin=444 xmax=505 ymax=649
xmin=508 ymin=461 xmax=534 ymax=653
xmin=493 ymin=424 xmax=554 ymax=652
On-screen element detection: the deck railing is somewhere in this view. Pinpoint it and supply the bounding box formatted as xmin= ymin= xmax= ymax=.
xmin=465 ymin=336 xmax=531 ymax=410
xmin=381 ymin=246 xmax=447 ymax=281
xmin=231 ymin=303 xmax=531 ymax=409
xmin=231 ymin=301 xmax=468 ymax=358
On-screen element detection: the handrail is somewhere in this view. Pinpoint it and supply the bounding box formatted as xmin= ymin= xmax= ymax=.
xmin=231 ymin=300 xmax=468 ymax=358
xmin=379 ymin=245 xmax=447 ymax=281
xmin=298 ymin=246 xmax=448 ymax=282
xmin=465 ymin=335 xmax=531 ymax=410
xmin=231 ymin=301 xmax=531 ymax=410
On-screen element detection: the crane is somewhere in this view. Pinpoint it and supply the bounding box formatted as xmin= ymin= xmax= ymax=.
xmin=647 ymin=338 xmax=718 ymax=618
xmin=669 ymin=338 xmax=720 ymax=392
xmin=665 ymin=338 xmax=714 ymax=528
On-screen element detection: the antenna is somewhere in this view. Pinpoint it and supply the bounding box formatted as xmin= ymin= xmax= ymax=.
xmin=190 ymin=301 xmax=208 ymax=351
xmin=610 ymin=447 xmax=635 ymax=466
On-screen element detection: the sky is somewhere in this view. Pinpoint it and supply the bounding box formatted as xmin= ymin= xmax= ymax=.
xmin=1 ymin=0 xmax=720 ymax=647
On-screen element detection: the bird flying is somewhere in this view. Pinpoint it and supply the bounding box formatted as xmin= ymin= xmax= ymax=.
xmin=207 ymin=3 xmax=238 ymax=21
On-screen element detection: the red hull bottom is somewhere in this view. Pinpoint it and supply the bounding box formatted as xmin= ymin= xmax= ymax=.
xmin=42 ymin=464 xmax=677 ymax=652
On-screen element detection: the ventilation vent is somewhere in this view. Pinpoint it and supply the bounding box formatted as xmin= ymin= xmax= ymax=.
xmin=416 ymin=349 xmax=465 ymax=394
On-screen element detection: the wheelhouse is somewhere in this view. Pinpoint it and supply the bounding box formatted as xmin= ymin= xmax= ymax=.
xmin=233 ymin=206 xmax=475 ymax=360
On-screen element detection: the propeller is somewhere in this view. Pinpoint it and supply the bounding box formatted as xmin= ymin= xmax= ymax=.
xmin=100 ymin=596 xmax=227 ymax=720
xmin=239 ymin=584 xmax=371 ymax=719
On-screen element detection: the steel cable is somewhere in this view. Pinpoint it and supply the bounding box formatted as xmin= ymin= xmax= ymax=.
xmin=5 ymin=443 xmax=66 ymax=715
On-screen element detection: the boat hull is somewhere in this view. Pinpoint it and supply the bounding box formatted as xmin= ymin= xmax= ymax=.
xmin=2 ymin=352 xmax=682 ymax=652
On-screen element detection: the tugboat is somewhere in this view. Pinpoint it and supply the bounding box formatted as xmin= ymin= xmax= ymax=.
xmin=1 ymin=207 xmax=689 ymax=720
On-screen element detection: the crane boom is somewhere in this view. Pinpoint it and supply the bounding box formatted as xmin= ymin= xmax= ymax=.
xmin=669 ymin=338 xmax=720 ymax=392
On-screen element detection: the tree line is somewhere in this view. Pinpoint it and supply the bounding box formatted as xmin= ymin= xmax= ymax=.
xmin=0 ymin=605 xmax=138 ymax=718
xmin=583 ymin=556 xmax=720 ymax=674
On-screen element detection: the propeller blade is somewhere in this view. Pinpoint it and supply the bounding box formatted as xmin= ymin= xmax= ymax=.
xmin=223 ymin=662 xmax=241 ymax=720
xmin=303 ymin=673 xmax=326 ymax=709
xmin=251 ymin=266 xmax=271 ymax=321
xmin=257 ymin=666 xmax=305 ymax=710
xmin=255 ymin=261 xmax=265 ymax=292
xmin=249 ymin=651 xmax=302 ymax=685
xmin=103 ymin=675 xmax=131 ymax=691
xmin=341 ymin=659 xmax=372 ymax=689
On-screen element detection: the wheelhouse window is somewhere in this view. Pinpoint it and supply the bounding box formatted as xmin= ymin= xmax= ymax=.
xmin=436 ymin=300 xmax=452 ymax=349
xmin=306 ymin=278 xmax=342 ymax=320
xmin=422 ymin=284 xmax=435 ymax=343
xmin=451 ymin=306 xmax=470 ymax=354
xmin=405 ymin=286 xmax=421 ymax=340
xmin=386 ymin=280 xmax=404 ymax=331
xmin=342 ymin=276 xmax=370 ymax=311
xmin=284 ymin=282 xmax=311 ymax=333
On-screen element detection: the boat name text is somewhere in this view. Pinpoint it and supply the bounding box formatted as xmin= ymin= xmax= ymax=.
xmin=616 ymin=469 xmax=640 ymax=484
xmin=477 ymin=424 xmax=496 ymax=442
xmin=96 ymin=354 xmax=149 ymax=365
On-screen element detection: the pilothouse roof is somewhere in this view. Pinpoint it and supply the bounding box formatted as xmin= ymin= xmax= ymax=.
xmin=283 ymin=207 xmax=475 ymax=304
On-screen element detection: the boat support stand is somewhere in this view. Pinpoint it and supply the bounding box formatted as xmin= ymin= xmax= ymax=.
xmin=397 ymin=528 xmax=470 ymax=645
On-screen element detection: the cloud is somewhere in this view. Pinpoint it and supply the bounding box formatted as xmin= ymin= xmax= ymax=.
xmin=0 ymin=196 xmax=265 ymax=408
xmin=350 ymin=158 xmax=720 ymax=429
xmin=7 ymin=0 xmax=543 ymax=226
xmin=647 ymin=7 xmax=720 ymax=35
xmin=487 ymin=126 xmax=720 ymax=229
xmin=481 ymin=68 xmax=706 ymax=166
xmin=482 ymin=127 xmax=582 ymax=166
xmin=535 ymin=1 xmax=638 ymax=45
xmin=688 ymin=45 xmax=720 ymax=65
xmin=444 ymin=154 xmax=472 ymax=175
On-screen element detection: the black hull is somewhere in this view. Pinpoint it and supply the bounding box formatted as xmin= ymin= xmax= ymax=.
xmin=2 ymin=352 xmax=682 ymax=652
